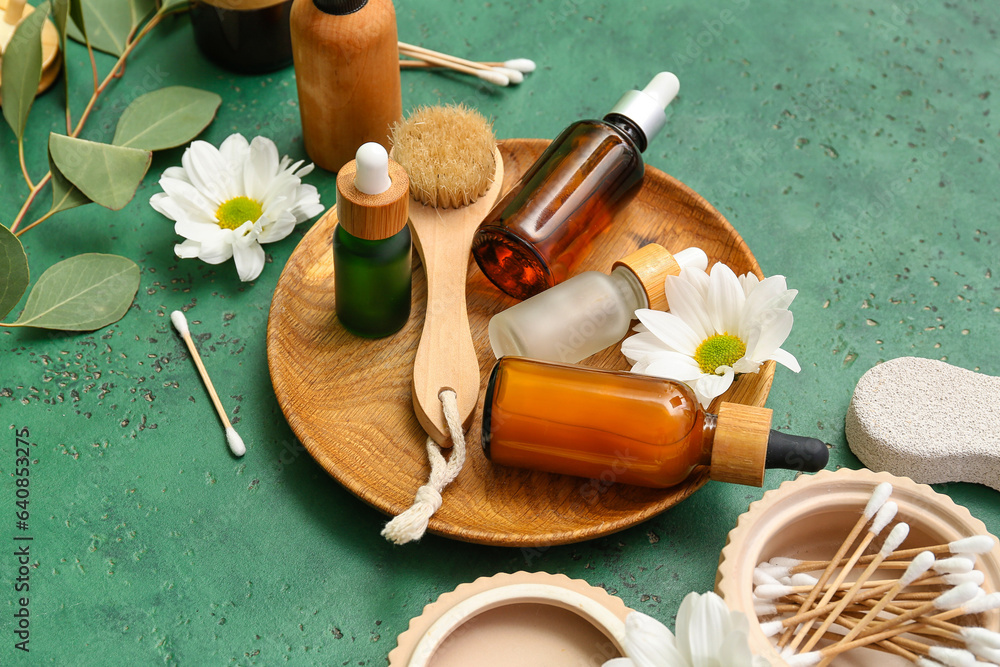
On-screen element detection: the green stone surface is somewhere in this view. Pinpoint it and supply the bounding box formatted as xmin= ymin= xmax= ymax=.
xmin=2 ymin=0 xmax=998 ymax=663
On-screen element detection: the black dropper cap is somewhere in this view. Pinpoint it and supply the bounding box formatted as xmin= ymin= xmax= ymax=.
xmin=765 ymin=430 xmax=830 ymax=472
xmin=313 ymin=0 xmax=367 ymax=15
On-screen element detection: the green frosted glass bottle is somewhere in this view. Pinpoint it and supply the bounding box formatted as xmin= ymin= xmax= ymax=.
xmin=333 ymin=143 xmax=412 ymax=338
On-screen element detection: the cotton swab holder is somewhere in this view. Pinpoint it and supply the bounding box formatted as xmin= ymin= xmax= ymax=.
xmin=717 ymin=469 xmax=1000 ymax=666
xmin=846 ymin=357 xmax=1000 ymax=491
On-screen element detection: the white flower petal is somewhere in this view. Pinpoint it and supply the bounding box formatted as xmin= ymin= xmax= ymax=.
xmin=707 ymin=261 xmax=745 ymax=335
xmin=192 ymin=234 xmax=235 ymax=264
xmin=733 ymin=356 xmax=760 ymax=374
xmin=679 ymin=266 xmax=710 ymax=300
xmin=289 ymin=183 xmax=324 ymax=222
xmin=219 ymin=133 xmax=250 ymax=167
xmin=602 ymin=659 xmax=637 ymax=667
xmin=257 ymin=214 xmax=297 ymax=244
xmin=232 ymin=238 xmax=266 ymax=281
xmin=747 ymin=309 xmax=793 ymax=361
xmin=158 ymin=175 xmax=219 ymax=222
xmin=245 ymin=135 xmax=281 ymax=200
xmin=182 ymin=140 xmax=235 ymax=204
xmin=738 ymin=272 xmax=759 ymax=297
xmin=691 ymin=366 xmax=734 ymax=408
xmin=621 ymin=612 xmax=687 ymax=667
xmin=665 ymin=274 xmax=713 ymax=340
xmin=175 ymin=219 xmax=227 ymax=244
xmin=621 ymin=331 xmax=672 ymax=364
xmin=644 ymin=353 xmax=704 ymax=382
xmin=635 ymin=309 xmax=702 ymax=356
xmin=768 ymin=347 xmax=801 ymax=373
xmin=174 ymin=239 xmax=202 ymax=259
xmin=677 ymin=592 xmax=735 ymax=667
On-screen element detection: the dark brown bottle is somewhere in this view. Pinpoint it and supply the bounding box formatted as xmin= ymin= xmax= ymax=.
xmin=472 ymin=73 xmax=680 ymax=301
xmin=190 ymin=0 xmax=294 ymax=74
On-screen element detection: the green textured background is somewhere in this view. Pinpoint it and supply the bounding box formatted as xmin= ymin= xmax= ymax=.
xmin=2 ymin=0 xmax=998 ymax=663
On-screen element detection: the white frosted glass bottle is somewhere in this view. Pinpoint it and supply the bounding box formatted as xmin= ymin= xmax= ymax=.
xmin=489 ymin=245 xmax=707 ymax=363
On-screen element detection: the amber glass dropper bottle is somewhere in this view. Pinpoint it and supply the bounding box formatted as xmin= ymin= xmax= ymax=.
xmin=482 ymin=357 xmax=829 ymax=488
xmin=472 ymin=72 xmax=680 ymax=301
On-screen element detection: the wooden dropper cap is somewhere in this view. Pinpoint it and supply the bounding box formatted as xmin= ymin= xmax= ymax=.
xmin=612 ymin=243 xmax=681 ymax=311
xmin=709 ymin=402 xmax=772 ymax=487
xmin=335 ymin=150 xmax=409 ymax=240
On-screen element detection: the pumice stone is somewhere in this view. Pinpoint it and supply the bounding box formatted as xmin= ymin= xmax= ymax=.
xmin=845 ymin=356 xmax=1000 ymax=491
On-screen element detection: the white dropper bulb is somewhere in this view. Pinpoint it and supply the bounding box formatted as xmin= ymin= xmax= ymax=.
xmin=642 ymin=72 xmax=680 ymax=109
xmin=354 ymin=142 xmax=392 ymax=195
xmin=607 ymin=72 xmax=681 ymax=148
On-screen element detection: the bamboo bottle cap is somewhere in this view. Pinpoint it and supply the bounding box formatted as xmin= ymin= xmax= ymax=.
xmin=335 ymin=157 xmax=409 ymax=240
xmin=612 ymin=243 xmax=681 ymax=311
xmin=709 ymin=402 xmax=773 ymax=487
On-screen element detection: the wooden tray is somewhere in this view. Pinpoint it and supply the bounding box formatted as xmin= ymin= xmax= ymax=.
xmin=266 ymin=138 xmax=774 ymax=547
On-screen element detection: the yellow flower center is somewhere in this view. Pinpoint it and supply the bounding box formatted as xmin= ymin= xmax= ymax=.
xmin=215 ymin=196 xmax=263 ymax=230
xmin=694 ymin=333 xmax=747 ymax=374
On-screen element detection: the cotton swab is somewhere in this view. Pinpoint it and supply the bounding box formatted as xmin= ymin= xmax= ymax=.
xmin=170 ymin=311 xmax=246 ymax=457
xmin=777 ymin=482 xmax=893 ymax=648
xmin=784 ymin=585 xmax=986 ymax=666
xmin=399 ymin=58 xmax=536 ymax=73
xmin=786 ymin=500 xmax=899 ymax=652
xmin=814 ymin=549 xmax=932 ymax=667
xmin=791 ymin=535 xmax=997 ymax=572
xmin=803 ymin=521 xmax=911 ymax=653
xmin=398 ymin=42 xmax=512 ymax=86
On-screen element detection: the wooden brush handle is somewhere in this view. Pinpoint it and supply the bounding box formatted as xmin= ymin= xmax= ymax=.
xmin=409 ymin=148 xmax=504 ymax=445
xmin=410 ymin=215 xmax=482 ymax=444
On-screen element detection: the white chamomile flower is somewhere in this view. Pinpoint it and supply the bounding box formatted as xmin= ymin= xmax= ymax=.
xmin=621 ymin=262 xmax=800 ymax=408
xmin=150 ymin=134 xmax=324 ymax=282
xmin=604 ymin=592 xmax=771 ymax=667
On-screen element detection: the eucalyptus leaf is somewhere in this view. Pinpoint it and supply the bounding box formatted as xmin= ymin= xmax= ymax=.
xmin=157 ymin=0 xmax=188 ymax=13
xmin=67 ymin=0 xmax=134 ymax=56
xmin=0 ymin=225 xmax=30 ymax=321
xmin=113 ymin=87 xmax=222 ymax=151
xmin=1 ymin=2 xmax=50 ymax=140
xmin=48 ymin=154 xmax=93 ymax=215
xmin=52 ymin=0 xmax=87 ymax=113
xmin=129 ymin=0 xmax=155 ymax=29
xmin=9 ymin=254 xmax=139 ymax=331
xmin=49 ymin=134 xmax=152 ymax=211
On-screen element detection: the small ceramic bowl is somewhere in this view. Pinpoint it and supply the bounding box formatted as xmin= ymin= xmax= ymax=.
xmin=388 ymin=571 xmax=631 ymax=666
xmin=716 ymin=468 xmax=1000 ymax=666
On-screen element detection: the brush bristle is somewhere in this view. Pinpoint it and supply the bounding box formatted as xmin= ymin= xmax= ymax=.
xmin=390 ymin=104 xmax=496 ymax=209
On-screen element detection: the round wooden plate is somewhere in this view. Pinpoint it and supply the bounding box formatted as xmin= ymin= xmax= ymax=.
xmin=266 ymin=138 xmax=774 ymax=547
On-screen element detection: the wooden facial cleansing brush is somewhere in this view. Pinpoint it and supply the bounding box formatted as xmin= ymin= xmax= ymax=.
xmin=391 ymin=104 xmax=504 ymax=445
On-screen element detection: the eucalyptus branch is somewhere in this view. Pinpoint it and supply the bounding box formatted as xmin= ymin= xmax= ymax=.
xmin=14 ymin=209 xmax=56 ymax=237
xmin=9 ymin=11 xmax=166 ymax=235
xmin=18 ymin=140 xmax=34 ymax=189
xmin=8 ymin=175 xmax=51 ymax=234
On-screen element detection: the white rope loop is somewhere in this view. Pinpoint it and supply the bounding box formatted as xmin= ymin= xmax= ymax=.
xmin=381 ymin=389 xmax=467 ymax=545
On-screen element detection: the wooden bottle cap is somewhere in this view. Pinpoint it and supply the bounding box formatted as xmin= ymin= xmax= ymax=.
xmin=612 ymin=243 xmax=681 ymax=311
xmin=709 ymin=402 xmax=773 ymax=487
xmin=335 ymin=157 xmax=409 ymax=240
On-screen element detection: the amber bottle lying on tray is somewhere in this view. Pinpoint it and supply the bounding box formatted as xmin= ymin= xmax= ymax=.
xmin=482 ymin=357 xmax=829 ymax=488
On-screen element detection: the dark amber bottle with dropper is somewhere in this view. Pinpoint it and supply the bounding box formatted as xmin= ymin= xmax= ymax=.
xmin=472 ymin=73 xmax=680 ymax=301
xmin=482 ymin=357 xmax=829 ymax=488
